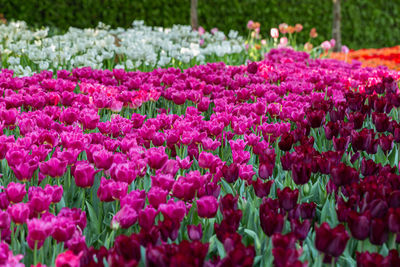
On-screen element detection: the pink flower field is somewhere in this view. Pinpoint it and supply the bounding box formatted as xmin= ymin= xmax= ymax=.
xmin=1 ymin=48 xmax=400 ymax=266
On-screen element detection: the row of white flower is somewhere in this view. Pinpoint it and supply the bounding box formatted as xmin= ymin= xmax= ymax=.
xmin=0 ymin=20 xmax=244 ymax=75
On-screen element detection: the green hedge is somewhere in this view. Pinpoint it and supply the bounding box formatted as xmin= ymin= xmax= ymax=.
xmin=1 ymin=0 xmax=399 ymax=49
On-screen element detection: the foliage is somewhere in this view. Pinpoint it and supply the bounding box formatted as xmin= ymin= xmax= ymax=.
xmin=0 ymin=0 xmax=399 ymax=49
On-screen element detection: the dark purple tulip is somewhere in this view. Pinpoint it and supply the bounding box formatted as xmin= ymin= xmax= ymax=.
xmin=220 ymin=194 xmax=238 ymax=214
xmin=346 ymin=91 xmax=364 ymax=112
xmin=389 ymin=190 xmax=400 ymax=208
xmin=247 ymin=62 xmax=258 ymax=74
xmin=351 ymin=129 xmax=372 ymax=152
xmin=278 ymin=132 xmax=294 ymax=151
xmin=287 ymin=204 xmax=301 ymax=220
xmin=394 ymin=127 xmax=400 ymax=144
xmin=280 ymin=153 xmax=297 ymax=171
xmin=373 ymin=96 xmax=388 ymax=112
xmin=272 ymin=232 xmax=297 ymax=250
xmin=291 ymin=163 xmax=311 ymax=185
xmin=260 ymin=209 xmax=284 ymax=237
xmin=339 ymin=121 xmax=354 ymax=138
xmin=370 ymin=218 xmax=388 ymax=245
xmin=379 ymin=134 xmax=394 ymax=153
xmin=272 ymin=247 xmax=303 ymax=267
xmin=258 ymin=162 xmax=274 ymax=180
xmin=252 ymin=179 xmax=273 ymax=198
xmin=316 ymin=156 xmax=330 ymax=175
xmin=324 ymin=121 xmax=339 ymax=140
xmin=388 ymin=208 xmax=400 ymax=233
xmin=347 ymin=211 xmax=370 ymax=240
xmin=361 ymin=158 xmax=380 ymax=176
xmin=222 ymin=163 xmax=239 ymax=183
xmin=113 ymin=234 xmax=141 ymax=263
xmin=373 ymin=112 xmax=390 ymax=132
xmin=368 ymin=199 xmax=388 ymax=219
xmin=330 ymin=163 xmax=359 ymax=187
xmin=348 ymin=112 xmax=365 ymax=130
xmin=290 ymin=219 xmax=311 ymax=241
xmin=277 ymin=187 xmax=299 ymax=212
xmin=387 ymin=250 xmax=400 ymax=265
xmin=315 ymin=222 xmax=349 ymax=258
xmin=329 ymin=105 xmax=346 ymax=122
xmin=306 ymin=109 xmax=325 ymax=128
xmin=356 ymin=251 xmax=387 ymax=267
xmin=299 ymin=202 xmax=316 ymax=220
xmin=366 ymin=138 xmax=379 ymax=154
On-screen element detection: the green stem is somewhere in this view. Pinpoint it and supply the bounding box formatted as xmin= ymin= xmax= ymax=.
xmin=10 ymin=223 xmax=14 ymax=251
xmin=82 ymin=189 xmax=85 ymax=211
xmin=33 ymin=241 xmax=38 ymax=265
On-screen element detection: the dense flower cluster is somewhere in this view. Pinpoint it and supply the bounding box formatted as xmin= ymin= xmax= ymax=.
xmin=0 ymin=20 xmax=244 ymax=75
xmin=331 ymin=46 xmax=400 ymax=71
xmin=0 ymin=48 xmax=399 ymax=266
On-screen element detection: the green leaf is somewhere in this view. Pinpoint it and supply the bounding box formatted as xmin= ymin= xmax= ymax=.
xmin=244 ymin=229 xmax=261 ymax=251
xmin=220 ymin=178 xmax=234 ymax=195
xmin=320 ymin=195 xmax=337 ymax=226
xmin=86 ymin=201 xmax=100 ymax=234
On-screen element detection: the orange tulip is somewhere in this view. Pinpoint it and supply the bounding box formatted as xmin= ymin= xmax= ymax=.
xmin=310 ymin=28 xmax=318 ymax=38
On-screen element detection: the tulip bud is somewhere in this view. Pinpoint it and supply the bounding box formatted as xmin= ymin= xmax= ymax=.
xmin=188 ymin=224 xmax=203 ymax=241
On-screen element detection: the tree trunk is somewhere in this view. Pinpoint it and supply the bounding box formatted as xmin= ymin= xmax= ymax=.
xmin=332 ymin=0 xmax=342 ymax=52
xmin=191 ymin=0 xmax=198 ymax=30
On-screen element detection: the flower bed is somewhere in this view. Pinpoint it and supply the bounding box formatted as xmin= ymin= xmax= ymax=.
xmin=330 ymin=46 xmax=400 ymax=71
xmin=0 ymin=21 xmax=245 ymax=75
xmin=0 ymin=48 xmax=400 ymax=266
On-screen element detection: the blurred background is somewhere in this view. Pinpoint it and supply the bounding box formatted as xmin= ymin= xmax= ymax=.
xmin=0 ymin=0 xmax=399 ymax=49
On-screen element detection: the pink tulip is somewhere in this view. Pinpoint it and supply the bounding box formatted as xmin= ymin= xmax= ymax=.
xmin=247 ymin=20 xmax=254 ymax=30
xmin=111 ymin=205 xmax=138 ymax=229
xmin=8 ymin=203 xmax=30 ymax=225
xmin=28 ymin=186 xmax=52 ymax=214
xmin=27 ymin=218 xmax=52 ymax=249
xmin=72 ymin=161 xmax=99 ymax=188
xmin=321 ymin=41 xmax=332 ymax=51
xmin=198 ymin=26 xmax=206 ymax=35
xmin=197 ymin=195 xmax=218 ymax=218
xmin=6 ymin=182 xmax=26 ymax=204
xmin=40 ymin=157 xmax=68 ymax=178
xmin=279 ymin=37 xmax=288 ymax=47
xmin=342 ymin=45 xmax=350 ymax=54
xmin=55 ymin=250 xmax=82 ymax=267
xmin=330 ymin=39 xmax=336 ymax=48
